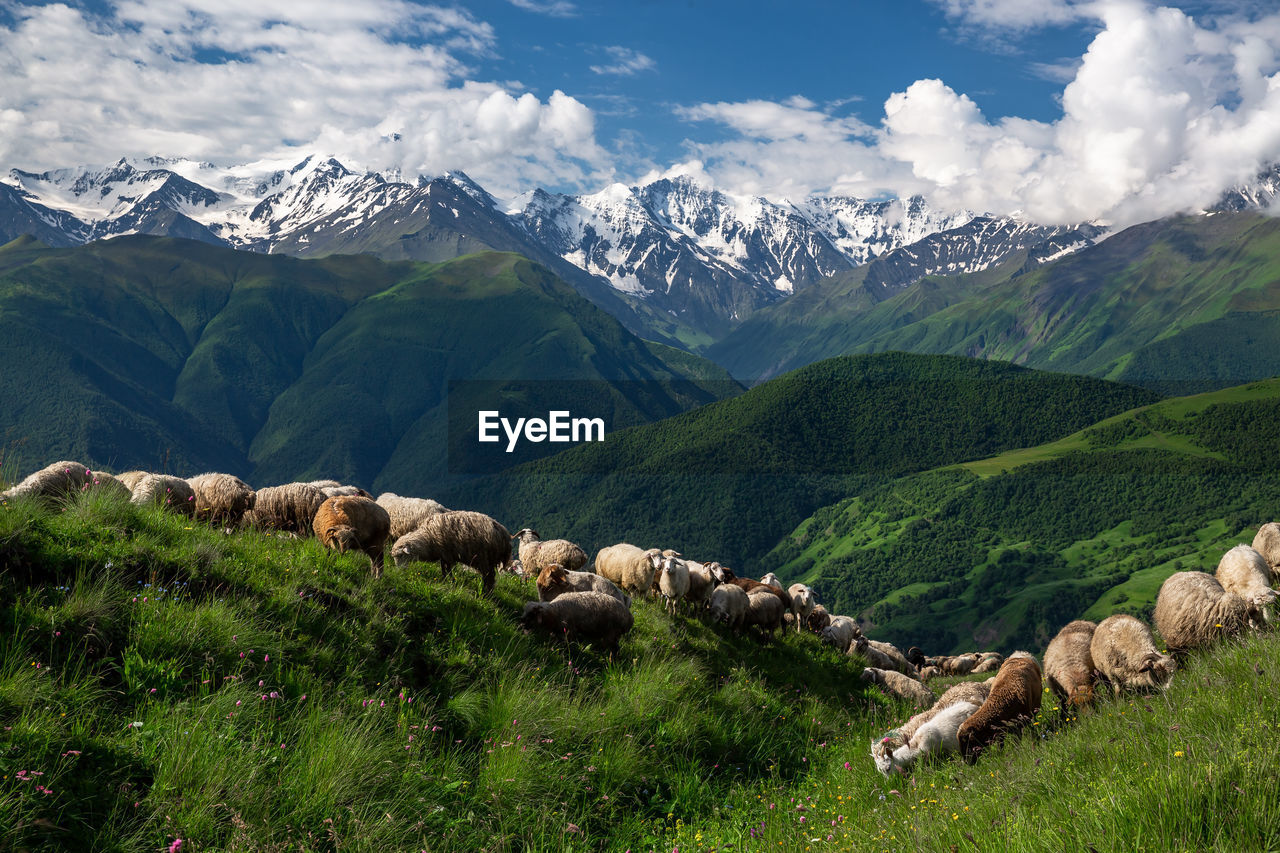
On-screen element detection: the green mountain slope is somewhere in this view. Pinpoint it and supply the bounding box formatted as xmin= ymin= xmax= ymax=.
xmin=763 ymin=379 xmax=1280 ymax=653
xmin=0 ymin=236 xmax=738 ymax=489
xmin=710 ymin=212 xmax=1280 ymax=390
xmin=449 ymin=352 xmax=1159 ymax=570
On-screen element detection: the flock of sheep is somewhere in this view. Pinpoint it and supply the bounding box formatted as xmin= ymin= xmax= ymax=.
xmin=4 ymin=460 xmax=1278 ymax=780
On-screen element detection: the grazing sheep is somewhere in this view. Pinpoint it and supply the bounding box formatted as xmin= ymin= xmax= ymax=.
xmin=743 ymin=588 xmax=786 ymax=636
xmin=684 ymin=561 xmax=720 ymax=610
xmin=319 ymin=484 xmax=370 ymax=498
xmin=956 ymin=652 xmax=1042 ymax=762
xmin=507 ymin=558 xmax=527 ymax=579
xmin=376 ymin=493 xmax=448 ymax=540
xmin=313 ymin=495 xmax=391 ymax=576
xmin=1091 ymin=614 xmax=1175 ymax=696
xmin=806 ymin=605 xmax=832 ymax=634
xmin=787 ymin=584 xmax=815 ymax=634
xmin=852 ymin=636 xmax=919 ymax=677
xmin=1044 ymin=620 xmax=1098 ymax=710
xmin=971 ymin=652 xmax=1004 ymax=674
xmin=594 ymin=544 xmax=664 ymax=596
xmin=515 ymin=529 xmax=589 ymax=578
xmin=536 ymin=564 xmax=631 ymax=608
xmin=129 ymin=473 xmax=196 ymax=517
xmin=187 ymin=472 xmax=256 ymax=526
xmin=709 ymin=583 xmax=749 ymax=629
xmin=1153 ymin=571 xmax=1253 ymax=654
xmin=657 ymin=554 xmax=691 ymax=616
xmin=821 ymin=616 xmax=861 ymax=653
xmin=520 ymin=591 xmax=633 ymax=651
xmin=1253 ymin=523 xmax=1280 ymax=570
xmin=881 ymin=702 xmax=982 ymax=775
xmin=726 ymin=575 xmax=793 ymax=613
xmin=391 ymin=510 xmax=511 ymax=594
xmin=941 ymin=653 xmax=983 ymax=677
xmin=1215 ymin=544 xmax=1277 ymax=627
xmin=918 ymin=665 xmax=943 ymax=681
xmin=115 ymin=470 xmax=151 ymax=491
xmin=1 ymin=461 xmax=130 ymax=504
xmin=906 ymin=646 xmax=927 ymax=668
xmin=871 ymin=680 xmax=994 ymax=775
xmin=862 ymin=667 xmax=936 ymax=708
xmin=244 ymin=483 xmax=327 ymax=535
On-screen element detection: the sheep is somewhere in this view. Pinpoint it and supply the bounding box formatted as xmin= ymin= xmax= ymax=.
xmin=940 ymin=653 xmax=983 ymax=677
xmin=514 ymin=528 xmax=589 ymax=578
xmin=391 ymin=510 xmax=510 ymax=594
xmin=306 ymin=480 xmax=342 ymax=490
xmin=684 ymin=560 xmax=720 ymax=610
xmin=787 ymin=584 xmax=815 ymax=634
xmin=1252 ymin=522 xmax=1280 ymax=570
xmin=1091 ymin=614 xmax=1176 ymax=696
xmin=1 ymin=461 xmax=130 ymax=504
xmin=861 ymin=667 xmax=936 ymax=708
xmin=1215 ymin=544 xmax=1277 ymax=627
xmin=129 ymin=473 xmax=196 ymax=517
xmin=725 ymin=575 xmax=793 ymax=613
xmin=186 ymin=472 xmax=256 ymax=526
xmin=594 ymin=544 xmax=664 ymax=596
xmin=520 ymin=591 xmax=633 ymax=651
xmin=759 ymin=572 xmax=784 ymax=589
xmin=871 ymin=680 xmax=994 ymax=775
xmin=820 ymin=616 xmax=861 ymax=653
xmin=971 ymin=652 xmax=1005 ymax=674
xmin=1153 ymin=570 xmax=1253 ymax=654
xmin=806 ymin=605 xmax=831 ymax=634
xmin=243 ymin=482 xmax=327 ymax=535
xmin=657 ymin=554 xmax=691 ymax=616
xmin=376 ymin=493 xmax=448 ymax=540
xmin=743 ymin=588 xmax=785 ymax=636
xmin=852 ymin=636 xmax=919 ymax=677
xmin=115 ymin=470 xmax=151 ymax=491
xmin=313 ymin=495 xmax=391 ymax=576
xmin=313 ymin=482 xmax=370 ymax=498
xmin=1043 ymin=620 xmax=1098 ymax=710
xmin=918 ymin=665 xmax=943 ymax=681
xmin=536 ymin=564 xmax=631 ymax=609
xmin=956 ymin=652 xmax=1042 ymax=762
xmin=906 ymin=646 xmax=927 ymax=668
xmin=709 ymin=583 xmax=749 ymax=629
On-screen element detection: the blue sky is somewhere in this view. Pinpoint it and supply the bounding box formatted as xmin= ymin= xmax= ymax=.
xmin=2 ymin=1 xmax=1279 ymax=226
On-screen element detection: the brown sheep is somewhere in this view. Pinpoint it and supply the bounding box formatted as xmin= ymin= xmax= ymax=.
xmin=312 ymin=495 xmax=391 ymax=576
xmin=1153 ymin=570 xmax=1252 ymax=655
xmin=1 ymin=461 xmax=130 ymax=504
xmin=725 ymin=575 xmax=793 ymax=613
xmin=594 ymin=544 xmax=663 ymax=595
xmin=391 ymin=510 xmax=510 ymax=594
xmin=1253 ymin=523 xmax=1280 ymax=570
xmin=129 ymin=473 xmax=196 ymax=517
xmin=520 ymin=591 xmax=634 ymax=651
xmin=187 ymin=472 xmax=256 ymax=526
xmin=861 ymin=667 xmax=935 ymax=708
xmin=1091 ymin=614 xmax=1175 ymax=696
xmin=244 ymin=483 xmax=327 ymax=535
xmin=515 ymin=528 xmax=589 ymax=577
xmin=956 ymin=652 xmax=1042 ymax=762
xmin=1043 ymin=620 xmax=1098 ymax=710
xmin=1215 ymin=544 xmax=1277 ymax=628
xmin=806 ymin=605 xmax=832 ymax=634
xmin=536 ymin=564 xmax=631 ymax=608
xmin=377 ymin=493 xmax=448 ymax=540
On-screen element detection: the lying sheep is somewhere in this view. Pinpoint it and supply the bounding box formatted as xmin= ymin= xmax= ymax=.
xmin=821 ymin=615 xmax=861 ymax=654
xmin=187 ymin=472 xmax=256 ymax=526
xmin=1091 ymin=614 xmax=1175 ymax=696
xmin=1154 ymin=570 xmax=1253 ymax=654
xmin=806 ymin=605 xmax=832 ymax=634
xmin=744 ymin=588 xmax=785 ymax=636
xmin=129 ymin=473 xmax=196 ymax=517
xmin=971 ymin=652 xmax=1004 ymax=674
xmin=852 ymin=636 xmax=919 ymax=678
xmin=1 ymin=461 xmax=130 ymax=504
xmin=1215 ymin=544 xmax=1277 ymax=627
xmin=787 ymin=584 xmax=815 ymax=634
xmin=536 ymin=564 xmax=631 ymax=608
xmin=516 ymin=529 xmax=589 ymax=578
xmin=956 ymin=652 xmax=1042 ymax=762
xmin=862 ymin=667 xmax=935 ymax=708
xmin=313 ymin=495 xmax=391 ymax=576
xmin=1253 ymin=523 xmax=1280 ymax=569
xmin=871 ymin=679 xmax=993 ymax=775
xmin=1044 ymin=620 xmax=1098 ymax=710
xmin=520 ymin=591 xmax=634 ymax=651
xmin=377 ymin=493 xmax=448 ymax=540
xmin=658 ymin=554 xmax=691 ymax=616
xmin=595 ymin=544 xmax=664 ymax=596
xmin=244 ymin=482 xmax=327 ymax=535
xmin=391 ymin=510 xmax=511 ymax=594
xmin=709 ymin=583 xmax=749 ymax=629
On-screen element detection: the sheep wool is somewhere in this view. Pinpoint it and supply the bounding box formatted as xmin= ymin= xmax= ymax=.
xmin=709 ymin=583 xmax=748 ymax=629
xmin=1154 ymin=570 xmax=1252 ymax=654
xmin=129 ymin=474 xmax=197 ymax=517
xmin=956 ymin=652 xmax=1042 ymax=762
xmin=1091 ymin=614 xmax=1175 ymax=696
xmin=1215 ymin=544 xmax=1277 ymax=627
xmin=2 ymin=461 xmax=130 ymax=505
xmin=377 ymin=493 xmax=448 ymax=540
xmin=245 ymin=483 xmax=328 ymax=535
xmin=391 ymin=510 xmax=511 ymax=595
xmin=657 ymin=554 xmax=692 ymax=616
xmin=871 ymin=680 xmax=993 ymax=774
xmin=861 ymin=667 xmax=935 ymax=708
xmin=594 ymin=544 xmax=663 ymax=595
xmin=787 ymin=584 xmax=815 ymax=634
xmin=515 ymin=529 xmax=589 ymax=577
xmin=1043 ymin=620 xmax=1098 ymax=709
xmin=115 ymin=470 xmax=151 ymax=491
xmin=536 ymin=565 xmax=631 ymax=609
xmin=312 ymin=495 xmax=392 ymax=576
xmin=1253 ymin=522 xmax=1280 ymax=570
xmin=520 ymin=591 xmax=634 ymax=650
xmin=187 ymin=472 xmax=256 ymax=526
xmin=743 ymin=588 xmax=785 ymax=635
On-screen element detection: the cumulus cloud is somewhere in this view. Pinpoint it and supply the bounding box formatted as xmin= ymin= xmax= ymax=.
xmin=676 ymin=1 xmax=1280 ymax=227
xmin=0 ymin=1 xmax=610 ymax=197
xmin=589 ymin=46 xmax=657 ymax=76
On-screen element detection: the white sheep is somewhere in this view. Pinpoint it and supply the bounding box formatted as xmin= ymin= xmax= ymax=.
xmin=1215 ymin=544 xmax=1277 ymax=627
xmin=820 ymin=615 xmax=861 ymax=654
xmin=787 ymin=583 xmax=815 ymax=634
xmin=1153 ymin=570 xmax=1253 ymax=654
xmin=878 ymin=701 xmax=982 ymax=775
xmin=709 ymin=583 xmax=749 ymax=629
xmin=656 ymin=554 xmax=691 ymax=616
xmin=536 ymin=564 xmax=631 ymax=608
xmin=683 ymin=560 xmax=720 ymax=611
xmin=186 ymin=472 xmax=256 ymax=526
xmin=129 ymin=473 xmax=197 ymax=517
xmin=391 ymin=510 xmax=511 ymax=594
xmin=376 ymin=492 xmax=448 ymax=540
xmin=861 ymin=667 xmax=935 ymax=708
xmin=1252 ymin=523 xmax=1280 ymax=570
xmin=1 ymin=461 xmax=130 ymax=505
xmin=594 ymin=544 xmax=663 ymax=596
xmin=515 ymin=529 xmax=589 ymax=577
xmin=743 ymin=588 xmax=785 ymax=636
xmin=1091 ymin=614 xmax=1175 ymax=696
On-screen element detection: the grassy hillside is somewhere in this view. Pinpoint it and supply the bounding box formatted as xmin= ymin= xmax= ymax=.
xmin=710 ymin=212 xmax=1280 ymax=392
xmin=4 ymin=488 xmax=1278 ymax=851
xmin=0 ymin=236 xmax=738 ymax=492
xmin=450 ymin=353 xmax=1158 ymax=571
xmin=763 ymin=379 xmax=1280 ymax=653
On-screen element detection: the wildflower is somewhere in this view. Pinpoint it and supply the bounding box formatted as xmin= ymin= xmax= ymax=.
xmin=169 ymin=840 xmax=183 ymax=853
xmin=1175 ymin=751 xmax=1185 ymax=757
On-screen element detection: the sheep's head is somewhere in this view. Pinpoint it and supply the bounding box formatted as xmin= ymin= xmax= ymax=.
xmin=859 ymin=667 xmax=879 ymax=684
xmin=518 ymin=601 xmax=550 ymax=632
xmin=644 ymin=548 xmax=664 ymax=570
xmin=1139 ymin=653 xmax=1177 ymax=689
xmin=513 ymin=528 xmax=540 ymax=544
xmin=1249 ymin=589 xmax=1277 ymax=625
xmin=1066 ymin=683 xmax=1095 ymax=708
xmin=326 ymin=526 xmax=361 ymax=553
xmin=537 ymin=564 xmax=569 ymax=594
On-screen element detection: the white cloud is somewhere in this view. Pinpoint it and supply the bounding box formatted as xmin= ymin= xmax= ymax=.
xmin=589 ymin=46 xmax=657 ymax=76
xmin=932 ymin=0 xmax=1084 ymax=31
xmin=0 ymin=1 xmax=610 ymax=197
xmin=507 ymin=0 xmax=577 ymax=16
xmin=675 ymin=1 xmax=1280 ymax=227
